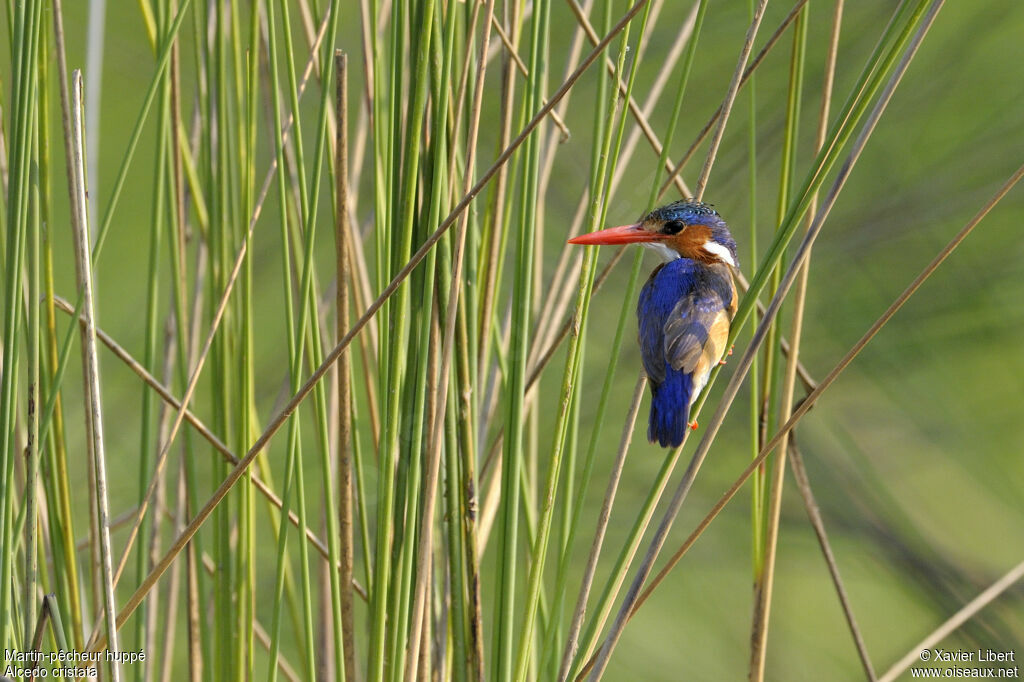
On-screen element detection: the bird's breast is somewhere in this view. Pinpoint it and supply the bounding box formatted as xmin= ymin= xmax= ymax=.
xmin=637 ymin=259 xmax=736 ymax=389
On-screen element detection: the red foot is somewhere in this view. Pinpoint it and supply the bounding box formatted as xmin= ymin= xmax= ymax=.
xmin=689 ymin=420 xmax=699 ymax=431
xmin=719 ymin=345 xmax=735 ymax=366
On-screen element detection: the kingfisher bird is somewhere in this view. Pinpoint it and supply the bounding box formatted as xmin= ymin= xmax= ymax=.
xmin=568 ymin=200 xmax=739 ymax=447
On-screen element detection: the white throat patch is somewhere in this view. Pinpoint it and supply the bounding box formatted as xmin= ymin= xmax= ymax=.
xmin=643 ymin=242 xmax=679 ymax=263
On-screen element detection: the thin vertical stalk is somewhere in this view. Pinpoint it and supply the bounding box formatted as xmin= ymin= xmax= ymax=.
xmin=368 ymin=0 xmax=436 ymax=676
xmin=24 ymin=99 xmax=40 ymax=653
xmin=209 ymin=4 xmax=237 ymax=674
xmin=69 ymin=70 xmax=122 ymax=681
xmin=515 ymin=0 xmax=651 ymax=676
xmin=492 ymin=0 xmax=550 ymax=677
xmin=387 ymin=27 xmax=444 ymax=677
xmin=264 ymin=0 xmax=316 ymax=678
xmin=283 ymin=0 xmax=347 ymax=671
xmin=239 ymin=4 xmax=261 ymax=678
xmin=749 ymin=4 xmax=807 ymax=678
xmin=132 ymin=0 xmax=174 ymax=669
xmin=334 ymin=50 xmax=356 ymax=682
xmin=751 ymin=3 xmax=830 ymax=679
xmin=406 ymin=0 xmax=477 ymax=675
xmin=0 ymin=0 xmax=40 ymax=647
xmin=456 ymin=4 xmax=498 ymax=680
xmin=746 ymin=0 xmax=764 ymax=585
xmin=443 ymin=371 xmax=471 ymax=682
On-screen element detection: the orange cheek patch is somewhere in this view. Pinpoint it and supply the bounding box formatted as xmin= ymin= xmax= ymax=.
xmin=671 ymin=225 xmax=714 ymax=262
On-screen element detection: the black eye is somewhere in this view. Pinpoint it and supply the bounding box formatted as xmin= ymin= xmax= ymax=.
xmin=663 ymin=220 xmax=685 ymax=235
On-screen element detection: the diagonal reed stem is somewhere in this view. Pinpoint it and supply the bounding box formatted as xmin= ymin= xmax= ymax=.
xmin=878 ymin=558 xmax=1024 ymax=682
xmin=602 ymin=146 xmax=1024 ymax=669
xmin=585 ymin=3 xmax=946 ymax=675
xmin=558 ymin=374 xmax=646 ymax=682
xmin=693 ymin=0 xmax=769 ymax=201
xmin=85 ymin=1 xmax=650 ymax=653
xmin=788 ymin=442 xmax=877 ymax=680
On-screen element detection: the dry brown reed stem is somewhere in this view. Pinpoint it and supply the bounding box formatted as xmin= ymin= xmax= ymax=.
xmin=586 ymin=4 xmax=945 ymax=674
xmin=878 ymin=558 xmax=1024 ymax=682
xmin=617 ymin=137 xmax=1024 ymax=668
xmin=453 ymin=3 xmax=495 ymax=680
xmin=658 ymin=0 xmax=811 ymax=200
xmin=85 ymin=1 xmax=651 ymax=653
xmin=29 ymin=598 xmax=51 ymax=651
xmin=69 ymin=70 xmax=122 ymax=681
xmin=50 ymin=0 xmax=80 ymax=234
xmin=50 ymin=295 xmax=367 ymax=600
xmin=557 ymin=374 xmax=647 ymax=682
xmin=750 ymin=2 xmax=845 ymax=678
xmin=788 ymin=442 xmax=877 ymax=679
xmin=333 ymin=50 xmax=357 ymax=682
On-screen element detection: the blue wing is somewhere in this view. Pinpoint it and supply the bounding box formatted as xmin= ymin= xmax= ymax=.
xmin=637 ymin=259 xmax=735 ymax=447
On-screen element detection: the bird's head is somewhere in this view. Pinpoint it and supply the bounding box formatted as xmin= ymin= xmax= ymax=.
xmin=568 ymin=200 xmax=738 ymax=268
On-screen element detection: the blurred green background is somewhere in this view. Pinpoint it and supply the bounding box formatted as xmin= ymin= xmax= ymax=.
xmin=4 ymin=0 xmax=1023 ymax=679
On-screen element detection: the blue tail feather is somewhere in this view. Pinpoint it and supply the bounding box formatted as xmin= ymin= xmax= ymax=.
xmin=648 ymin=369 xmax=693 ymax=448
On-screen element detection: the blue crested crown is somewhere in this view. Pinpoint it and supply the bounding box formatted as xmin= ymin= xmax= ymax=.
xmin=645 ymin=200 xmax=739 ymax=269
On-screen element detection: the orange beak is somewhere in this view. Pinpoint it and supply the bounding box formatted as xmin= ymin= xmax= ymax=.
xmin=567 ymin=223 xmax=666 ymax=246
